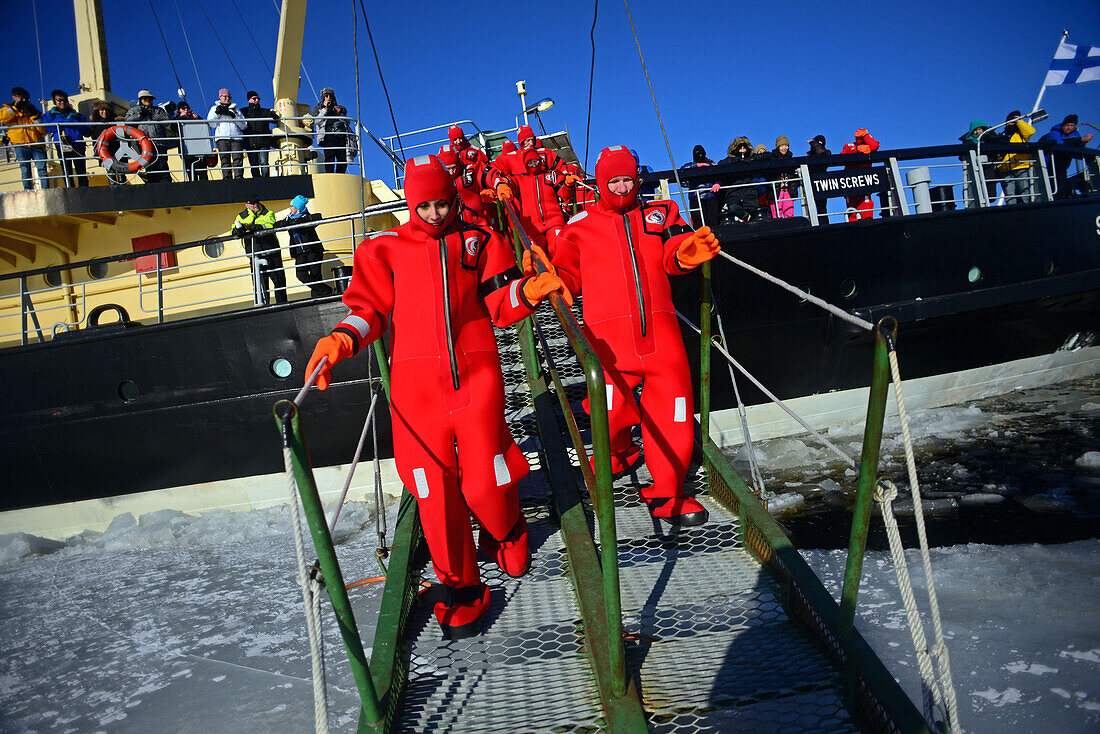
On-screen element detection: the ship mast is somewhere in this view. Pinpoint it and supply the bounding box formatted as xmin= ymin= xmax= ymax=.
xmin=70 ymin=0 xmax=129 ymax=115
xmin=271 ymin=0 xmax=312 ymax=163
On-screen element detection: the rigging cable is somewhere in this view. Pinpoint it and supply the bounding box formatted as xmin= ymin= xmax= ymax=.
xmin=356 ymin=0 xmax=405 ymax=158
xmin=31 ymin=0 xmax=45 ymax=103
xmin=622 ymin=0 xmax=690 ymax=215
xmin=174 ymin=0 xmax=205 ymax=101
xmin=149 ymin=0 xmax=185 ymax=96
xmin=270 ymin=0 xmax=318 ymax=103
xmin=195 ymin=0 xmax=247 ymax=90
xmin=231 ymin=0 xmax=273 ymax=76
xmin=583 ymin=0 xmax=598 ymax=172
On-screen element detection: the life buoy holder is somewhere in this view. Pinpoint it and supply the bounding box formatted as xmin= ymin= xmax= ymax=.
xmin=96 ymin=125 xmax=157 ymax=174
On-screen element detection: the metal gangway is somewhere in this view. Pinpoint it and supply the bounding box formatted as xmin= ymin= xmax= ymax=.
xmin=275 ymin=201 xmax=938 ymax=732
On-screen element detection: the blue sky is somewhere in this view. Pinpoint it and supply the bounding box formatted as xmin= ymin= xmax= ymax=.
xmin=4 ymin=0 xmax=1099 ymax=180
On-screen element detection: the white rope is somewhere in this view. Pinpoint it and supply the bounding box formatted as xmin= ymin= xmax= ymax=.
xmin=327 ymin=390 xmax=380 ymax=531
xmin=713 ymin=305 xmax=767 ymax=497
xmin=717 ymin=250 xmax=875 ymax=332
xmin=881 ymin=350 xmax=961 ymax=733
xmin=283 ymin=447 xmax=330 ymax=734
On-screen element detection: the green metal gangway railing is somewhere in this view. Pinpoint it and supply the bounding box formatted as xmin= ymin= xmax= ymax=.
xmin=273 ymin=202 xmax=936 ymax=732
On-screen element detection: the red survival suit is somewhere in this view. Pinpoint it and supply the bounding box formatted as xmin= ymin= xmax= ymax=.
xmin=438 ymin=143 xmax=494 ymax=227
xmin=553 ymin=146 xmax=717 ymax=525
xmin=449 ymin=125 xmax=493 ymax=190
xmin=508 ymin=147 xmax=567 ymax=256
xmin=518 ymin=124 xmax=566 ymax=176
xmin=308 ymin=155 xmax=557 ymax=638
xmin=840 ymin=128 xmax=881 ymax=220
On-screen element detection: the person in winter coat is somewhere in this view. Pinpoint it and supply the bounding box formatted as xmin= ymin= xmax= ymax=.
xmin=839 ymin=128 xmax=880 ymax=220
xmin=89 ymin=100 xmax=125 ymax=184
xmin=173 ymin=101 xmax=209 ymax=181
xmin=1039 ymin=114 xmax=1095 ymax=199
xmin=678 ymin=144 xmax=719 ymax=227
xmin=751 ymin=144 xmax=773 ymax=219
xmin=995 ymin=110 xmax=1036 ymax=204
xmin=0 ymin=86 xmax=48 ymax=190
xmin=124 ymin=89 xmax=172 ymax=183
xmin=281 ymin=194 xmax=332 ymax=297
xmin=959 ymin=119 xmax=1002 ymax=204
xmin=43 ymin=90 xmax=89 ymax=187
xmin=305 ymin=155 xmax=569 ymax=639
xmin=551 ymin=146 xmax=720 ymax=526
xmin=207 ymin=88 xmax=247 ymax=180
xmin=335 ymin=106 xmax=359 ymax=167
xmin=232 ymin=196 xmax=286 ymax=304
xmin=771 ymin=136 xmax=798 ymax=218
xmin=309 ymin=88 xmax=350 ymax=173
xmin=239 ymin=91 xmax=279 ymax=179
xmin=718 ymin=137 xmax=758 ymax=222
xmin=806 ymin=134 xmax=832 ymax=221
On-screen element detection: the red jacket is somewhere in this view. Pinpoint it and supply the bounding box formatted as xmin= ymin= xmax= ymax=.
xmin=840 ymin=130 xmax=880 ymax=168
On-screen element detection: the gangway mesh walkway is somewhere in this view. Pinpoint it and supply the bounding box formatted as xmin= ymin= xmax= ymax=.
xmin=390 ymin=325 xmax=607 ymax=733
xmin=536 ymin=300 xmax=862 ymax=733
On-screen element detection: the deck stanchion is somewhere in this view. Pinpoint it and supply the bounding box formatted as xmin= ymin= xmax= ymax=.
xmin=274 ymin=400 xmax=383 ymax=730
xmin=838 ymin=319 xmax=895 ymax=646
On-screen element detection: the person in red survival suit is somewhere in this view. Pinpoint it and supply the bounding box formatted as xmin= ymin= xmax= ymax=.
xmin=548 ymin=146 xmax=720 ymax=525
xmin=448 ymin=125 xmax=493 ymax=188
xmin=438 ymin=143 xmax=495 ymax=228
xmin=518 ymin=124 xmax=567 ymax=177
xmin=306 ymin=155 xmax=570 ymax=639
xmin=840 ymin=128 xmax=880 ymax=221
xmin=506 ymin=147 xmax=570 ymax=257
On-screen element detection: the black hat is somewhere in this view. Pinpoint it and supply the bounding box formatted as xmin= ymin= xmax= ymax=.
xmin=1062 ymin=114 xmax=1078 ymax=126
xmin=247 ymin=90 xmax=259 ymax=100
xmin=810 ymin=134 xmax=826 ymax=146
xmin=11 ymin=86 xmax=29 ymax=98
xmin=245 ymin=195 xmax=260 ymax=205
xmin=692 ymin=144 xmax=707 ymax=162
xmin=1006 ymin=110 xmax=1022 ymax=122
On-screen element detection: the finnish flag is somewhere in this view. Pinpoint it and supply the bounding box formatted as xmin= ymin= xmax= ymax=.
xmin=1043 ymin=40 xmax=1100 ymax=86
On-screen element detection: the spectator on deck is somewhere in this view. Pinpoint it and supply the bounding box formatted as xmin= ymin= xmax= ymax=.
xmin=718 ymin=137 xmax=758 ymax=222
xmin=282 ymin=194 xmax=333 ymax=298
xmin=173 ymin=101 xmax=208 ymax=181
xmin=772 ymin=135 xmax=798 ymax=218
xmin=806 ymin=134 xmax=832 ymax=220
xmin=335 ymin=105 xmax=358 ymax=170
xmin=44 ymin=90 xmax=89 ymax=187
xmin=207 ymin=88 xmax=246 ymax=180
xmin=840 ymin=128 xmax=880 ymax=220
xmin=310 ymin=88 xmax=350 ymax=173
xmin=1040 ymin=114 xmax=1095 ymax=199
xmin=751 ymin=143 xmax=773 ymax=219
xmin=1 ymin=86 xmax=48 ymax=190
xmin=89 ymin=100 xmax=125 ymax=184
xmin=124 ymin=89 xmax=172 ymax=183
xmin=679 ymin=144 xmax=719 ymax=227
xmin=232 ymin=195 xmax=286 ymax=305
xmin=240 ymin=91 xmax=279 ymax=179
xmin=959 ymin=119 xmax=1002 ymax=204
xmin=996 ymin=110 xmax=1036 ymax=205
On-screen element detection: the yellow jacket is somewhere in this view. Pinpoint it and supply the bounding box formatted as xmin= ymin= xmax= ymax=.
xmin=0 ymin=103 xmax=46 ymax=145
xmin=997 ymin=119 xmax=1035 ymax=173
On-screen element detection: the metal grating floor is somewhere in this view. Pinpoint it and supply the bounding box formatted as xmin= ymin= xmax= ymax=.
xmin=536 ymin=299 xmax=861 ymax=733
xmin=391 ymin=324 xmax=606 ymax=734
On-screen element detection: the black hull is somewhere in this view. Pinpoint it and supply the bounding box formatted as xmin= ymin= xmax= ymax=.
xmin=3 ymin=199 xmax=1099 ymax=513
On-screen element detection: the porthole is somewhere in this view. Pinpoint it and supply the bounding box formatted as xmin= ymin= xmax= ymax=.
xmin=840 ymin=279 xmax=858 ymax=299
xmin=43 ymin=270 xmax=62 ymax=287
xmin=1043 ymin=258 xmax=1056 ymax=276
xmin=118 ymin=380 xmax=140 ymax=403
xmin=203 ymin=240 xmax=225 ymax=259
xmin=270 ymin=357 xmax=293 ymax=379
xmin=88 ymin=262 xmax=108 ymax=280
xmin=967 ymin=266 xmax=982 ymax=284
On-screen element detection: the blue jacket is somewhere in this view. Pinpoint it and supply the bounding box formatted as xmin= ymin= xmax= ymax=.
xmin=44 ymin=107 xmax=89 ymax=154
xmin=1039 ymin=125 xmax=1086 ymax=146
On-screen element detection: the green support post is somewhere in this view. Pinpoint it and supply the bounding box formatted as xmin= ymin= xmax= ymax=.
xmin=699 ymin=260 xmax=712 ymax=447
xmin=838 ymin=319 xmax=896 ymax=645
xmin=274 ymin=400 xmax=383 ymax=731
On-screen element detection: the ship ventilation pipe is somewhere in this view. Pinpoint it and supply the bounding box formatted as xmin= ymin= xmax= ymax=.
xmin=906 ymin=166 xmax=933 ymax=214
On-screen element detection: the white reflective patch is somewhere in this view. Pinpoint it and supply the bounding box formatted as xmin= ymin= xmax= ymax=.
xmin=493 ymin=454 xmax=510 ymax=486
xmin=343 ymin=314 xmax=371 ymax=339
xmin=567 ymin=211 xmax=588 ymax=224
xmin=509 ymin=279 xmax=521 ymax=308
xmin=440 ymin=144 xmax=452 ymax=152
xmin=608 ymin=145 xmax=623 ymax=152
xmin=410 ymin=155 xmax=432 ymax=166
xmin=673 ymin=397 xmax=687 ymax=423
xmin=413 ymin=467 xmax=429 ymax=498
xmin=370 ymin=231 xmax=398 ymax=238
xmin=606 ymin=384 xmax=615 ymax=411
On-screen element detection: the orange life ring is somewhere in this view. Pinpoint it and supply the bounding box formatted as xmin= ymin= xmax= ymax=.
xmin=96 ymin=125 xmax=157 ymax=174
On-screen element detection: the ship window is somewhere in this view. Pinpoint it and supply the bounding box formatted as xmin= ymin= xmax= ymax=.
xmin=88 ymin=262 xmax=109 ymax=280
xmin=967 ymin=266 xmax=982 ymax=284
xmin=840 ymin=279 xmax=857 ymax=299
xmin=1043 ymin=258 xmax=1056 ymax=276
xmin=43 ymin=270 xmax=62 ymax=287
xmin=271 ymin=357 xmax=293 ymax=379
xmin=203 ymin=240 xmax=225 ymax=259
xmin=118 ymin=380 xmax=140 ymax=403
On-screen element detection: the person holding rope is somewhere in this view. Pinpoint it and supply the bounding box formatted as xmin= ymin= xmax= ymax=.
xmin=305 ymin=155 xmax=570 ymax=639
xmin=547 ymin=145 xmax=720 ymax=526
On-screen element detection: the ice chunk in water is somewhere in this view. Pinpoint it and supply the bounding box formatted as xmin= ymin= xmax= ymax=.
xmin=0 ymin=532 xmax=66 ymax=564
xmin=1074 ymin=451 xmax=1100 ymax=471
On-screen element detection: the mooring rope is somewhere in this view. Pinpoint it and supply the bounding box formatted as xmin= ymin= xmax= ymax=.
xmin=283 ymin=447 xmax=330 ymax=734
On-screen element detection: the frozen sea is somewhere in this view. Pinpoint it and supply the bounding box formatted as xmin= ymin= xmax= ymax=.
xmin=1 ymin=377 xmax=1098 ymax=732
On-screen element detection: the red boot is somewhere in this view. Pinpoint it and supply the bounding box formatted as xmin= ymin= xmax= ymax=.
xmin=478 ymin=515 xmax=531 ymax=577
xmin=639 ymin=486 xmax=709 ymax=527
xmin=424 ymin=583 xmax=491 ymax=640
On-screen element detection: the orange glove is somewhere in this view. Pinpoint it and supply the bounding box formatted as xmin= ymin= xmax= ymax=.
xmin=563 ymin=174 xmax=583 ymax=186
xmin=479 ymin=188 xmax=496 ymax=203
xmin=305 ymin=332 xmax=355 ymax=391
xmin=495 ymin=183 xmax=513 ymax=201
xmin=675 ymin=226 xmax=721 ymax=269
xmin=521 ymin=244 xmax=554 ymax=277
xmin=522 ymin=273 xmax=573 ymax=307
